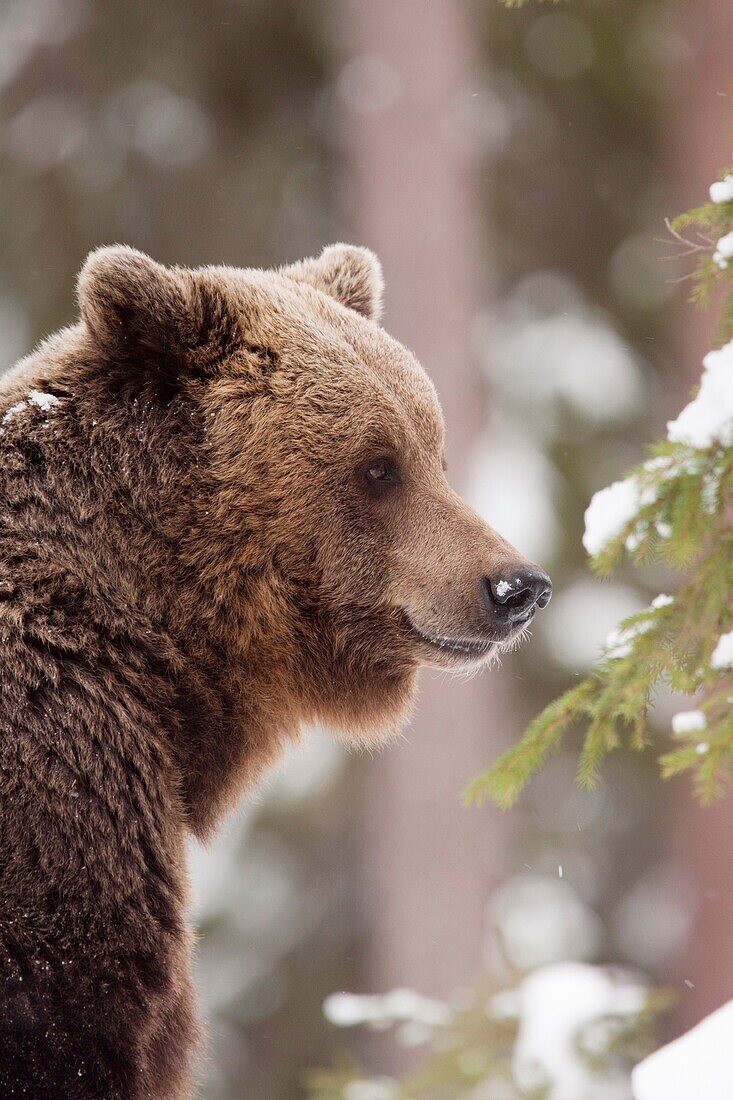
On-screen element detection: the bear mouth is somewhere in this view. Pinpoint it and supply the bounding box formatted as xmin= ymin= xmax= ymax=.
xmin=405 ymin=614 xmax=535 ymax=666
xmin=407 ymin=622 xmax=498 ymax=661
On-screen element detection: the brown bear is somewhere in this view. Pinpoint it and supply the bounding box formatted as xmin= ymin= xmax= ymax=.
xmin=0 ymin=244 xmax=551 ymax=1098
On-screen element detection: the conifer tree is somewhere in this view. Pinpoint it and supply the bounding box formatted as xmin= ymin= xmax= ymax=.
xmin=466 ymin=172 xmax=733 ymax=810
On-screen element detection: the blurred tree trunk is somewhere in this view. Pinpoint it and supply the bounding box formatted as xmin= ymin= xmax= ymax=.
xmin=668 ymin=0 xmax=733 ymax=1030
xmin=334 ymin=0 xmax=509 ymax=996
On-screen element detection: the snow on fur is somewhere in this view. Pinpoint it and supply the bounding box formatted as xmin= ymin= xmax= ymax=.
xmin=2 ymin=391 xmax=61 ymax=429
xmin=28 ymin=390 xmax=61 ymax=412
xmin=1 ymin=401 xmax=26 ymax=425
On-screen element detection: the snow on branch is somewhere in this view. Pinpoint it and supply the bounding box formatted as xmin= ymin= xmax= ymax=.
xmin=467 ymin=169 xmax=733 ymax=809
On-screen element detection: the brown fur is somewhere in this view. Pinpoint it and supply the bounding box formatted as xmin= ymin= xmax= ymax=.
xmin=0 ymin=244 xmax=542 ymax=1097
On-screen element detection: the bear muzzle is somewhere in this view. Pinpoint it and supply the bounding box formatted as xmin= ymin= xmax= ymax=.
xmin=402 ymin=562 xmax=552 ymax=669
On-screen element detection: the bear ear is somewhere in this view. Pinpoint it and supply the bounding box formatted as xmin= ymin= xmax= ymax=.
xmin=280 ymin=243 xmax=384 ymax=322
xmin=77 ymin=245 xmax=231 ymax=371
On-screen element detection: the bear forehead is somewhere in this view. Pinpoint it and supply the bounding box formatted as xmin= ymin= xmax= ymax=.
xmin=217 ymin=265 xmax=446 ymax=452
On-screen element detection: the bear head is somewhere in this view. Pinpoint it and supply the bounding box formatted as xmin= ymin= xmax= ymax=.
xmin=78 ymin=244 xmax=551 ymax=746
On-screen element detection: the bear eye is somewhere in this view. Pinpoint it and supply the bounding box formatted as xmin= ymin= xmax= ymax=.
xmin=364 ymin=458 xmax=401 ymax=493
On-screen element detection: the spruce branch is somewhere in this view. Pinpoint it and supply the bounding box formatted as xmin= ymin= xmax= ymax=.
xmin=466 ymin=170 xmax=733 ymax=810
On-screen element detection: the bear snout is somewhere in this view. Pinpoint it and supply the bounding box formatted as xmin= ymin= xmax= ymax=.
xmin=481 ymin=566 xmax=552 ymax=629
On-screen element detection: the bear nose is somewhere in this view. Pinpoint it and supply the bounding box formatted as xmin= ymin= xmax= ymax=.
xmin=482 ymin=567 xmax=553 ymax=625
